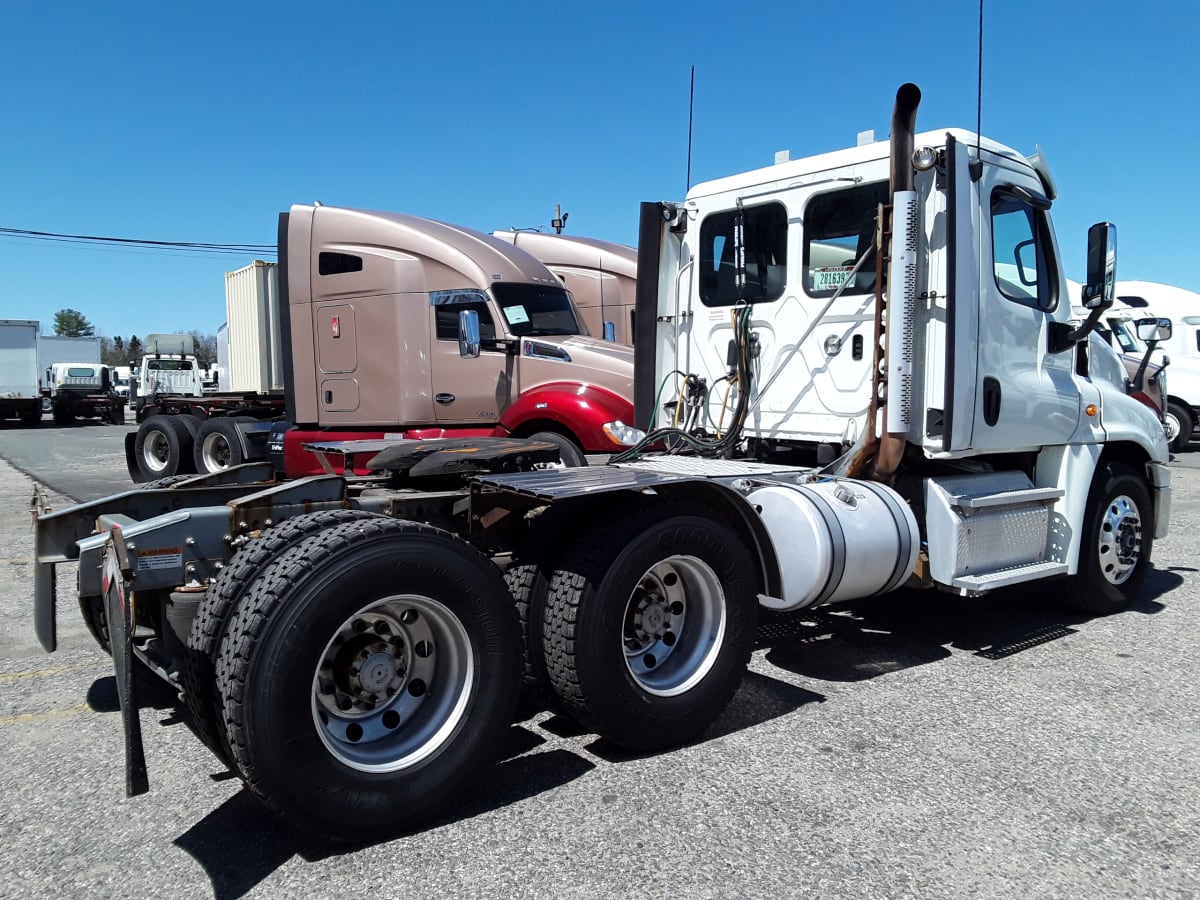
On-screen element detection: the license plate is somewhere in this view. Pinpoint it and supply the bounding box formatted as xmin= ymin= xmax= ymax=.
xmin=812 ymin=267 xmax=855 ymax=293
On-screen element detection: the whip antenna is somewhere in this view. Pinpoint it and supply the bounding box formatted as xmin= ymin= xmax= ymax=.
xmin=686 ymin=65 xmax=695 ymax=191
xmin=972 ymin=0 xmax=984 ymax=180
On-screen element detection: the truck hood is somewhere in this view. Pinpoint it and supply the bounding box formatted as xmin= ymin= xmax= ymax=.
xmin=517 ymin=335 xmax=634 ymax=398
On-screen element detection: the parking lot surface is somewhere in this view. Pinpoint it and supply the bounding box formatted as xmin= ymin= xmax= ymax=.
xmin=1 ymin=421 xmax=1197 ymax=898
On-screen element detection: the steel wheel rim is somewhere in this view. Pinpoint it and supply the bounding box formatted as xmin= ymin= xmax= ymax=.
xmin=201 ymin=432 xmax=231 ymax=471
xmin=1098 ymin=494 xmax=1142 ymax=586
xmin=312 ymin=594 xmax=473 ymax=772
xmin=142 ymin=430 xmax=170 ymax=473
xmin=622 ymin=555 xmax=726 ymax=697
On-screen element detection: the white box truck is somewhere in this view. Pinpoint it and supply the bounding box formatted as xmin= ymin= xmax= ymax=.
xmin=0 ymin=319 xmax=43 ymax=425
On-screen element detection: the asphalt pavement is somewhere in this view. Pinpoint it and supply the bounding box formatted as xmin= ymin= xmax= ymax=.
xmin=1 ymin=419 xmax=1197 ymax=898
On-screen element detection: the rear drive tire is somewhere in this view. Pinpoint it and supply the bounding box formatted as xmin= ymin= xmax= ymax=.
xmin=193 ymin=418 xmax=248 ymax=474
xmin=1165 ymin=400 xmax=1192 ymax=453
xmin=528 ymin=431 xmax=587 ymax=467
xmin=1063 ymin=461 xmax=1154 ymax=615
xmin=182 ymin=508 xmax=386 ymax=767
xmin=542 ymin=502 xmax=758 ymax=751
xmin=214 ymin=518 xmax=520 ymax=842
xmin=134 ymin=415 xmax=194 ymax=478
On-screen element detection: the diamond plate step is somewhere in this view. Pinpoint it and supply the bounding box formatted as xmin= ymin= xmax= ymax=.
xmin=952 ymin=560 xmax=1069 ymax=592
xmin=949 ymin=486 xmax=1064 ymax=510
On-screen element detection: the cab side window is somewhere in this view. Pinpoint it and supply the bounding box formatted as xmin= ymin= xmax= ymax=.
xmin=698 ymin=202 xmax=788 ymax=307
xmin=803 ymin=181 xmax=888 ymax=298
xmin=432 ymin=294 xmax=497 ymax=343
xmin=991 ymin=190 xmax=1058 ymax=311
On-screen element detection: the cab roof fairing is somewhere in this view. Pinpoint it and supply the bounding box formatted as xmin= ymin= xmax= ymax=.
xmin=295 ymin=204 xmax=565 ymax=294
xmin=681 ymin=128 xmax=1033 ymax=204
xmin=492 ymin=230 xmax=638 ymax=281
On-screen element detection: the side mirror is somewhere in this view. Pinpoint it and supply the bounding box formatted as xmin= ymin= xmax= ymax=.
xmin=1082 ymin=222 xmax=1116 ymax=310
xmin=457 ymin=309 xmax=481 ymax=359
xmin=1136 ymin=317 xmax=1172 ymax=343
xmin=602 ymin=321 xmax=616 ymax=342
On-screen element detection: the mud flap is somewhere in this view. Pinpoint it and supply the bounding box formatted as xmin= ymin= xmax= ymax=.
xmin=101 ymin=527 xmax=149 ymax=796
xmin=124 ymin=430 xmax=145 ymax=482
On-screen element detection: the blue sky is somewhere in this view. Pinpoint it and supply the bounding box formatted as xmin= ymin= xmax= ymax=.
xmin=3 ymin=0 xmax=1198 ymax=340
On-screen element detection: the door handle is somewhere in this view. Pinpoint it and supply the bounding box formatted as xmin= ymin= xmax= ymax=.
xmin=983 ymin=376 xmax=1001 ymax=426
xmin=435 ymin=393 xmax=455 ymax=405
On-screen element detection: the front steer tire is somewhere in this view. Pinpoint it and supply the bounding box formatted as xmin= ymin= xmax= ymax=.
xmin=213 ymin=518 xmax=521 ymax=842
xmin=542 ymin=502 xmax=758 ymax=752
xmin=1063 ymin=461 xmax=1154 ymax=615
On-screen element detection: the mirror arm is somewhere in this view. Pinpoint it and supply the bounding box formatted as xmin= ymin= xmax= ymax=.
xmin=1049 ymin=301 xmax=1111 ymax=354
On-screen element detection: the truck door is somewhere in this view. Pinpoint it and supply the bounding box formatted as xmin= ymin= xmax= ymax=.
xmin=427 ymin=291 xmax=515 ymax=425
xmin=966 ymin=159 xmax=1079 ymax=450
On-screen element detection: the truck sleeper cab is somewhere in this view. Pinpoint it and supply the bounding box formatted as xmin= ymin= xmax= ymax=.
xmin=282 ymin=205 xmax=636 ymax=460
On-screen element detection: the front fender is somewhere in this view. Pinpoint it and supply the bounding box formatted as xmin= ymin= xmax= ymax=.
xmin=500 ymin=382 xmax=634 ymax=452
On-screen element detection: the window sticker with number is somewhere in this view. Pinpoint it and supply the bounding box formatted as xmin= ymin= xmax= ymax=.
xmin=503 ymin=305 xmax=530 ymax=325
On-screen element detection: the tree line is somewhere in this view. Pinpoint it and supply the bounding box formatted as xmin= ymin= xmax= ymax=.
xmin=53 ymin=307 xmax=218 ymax=369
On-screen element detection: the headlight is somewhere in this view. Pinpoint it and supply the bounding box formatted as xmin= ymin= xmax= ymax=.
xmin=602 ymin=420 xmax=645 ymax=446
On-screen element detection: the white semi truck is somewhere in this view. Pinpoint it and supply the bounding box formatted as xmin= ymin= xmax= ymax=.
xmin=1111 ymin=282 xmax=1200 ymax=451
xmin=31 ymin=84 xmax=1168 ymax=843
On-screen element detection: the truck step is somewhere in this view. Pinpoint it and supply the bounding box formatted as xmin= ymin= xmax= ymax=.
xmin=949 ymin=486 xmax=1064 ymax=510
xmin=951 ymin=561 xmax=1069 ymax=593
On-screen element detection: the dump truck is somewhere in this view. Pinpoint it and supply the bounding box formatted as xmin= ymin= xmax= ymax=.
xmin=31 ymin=84 xmax=1167 ymax=843
xmin=125 ymin=220 xmax=636 ymax=481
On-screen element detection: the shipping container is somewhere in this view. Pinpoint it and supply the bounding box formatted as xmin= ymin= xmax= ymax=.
xmin=224 ymin=260 xmax=283 ymax=394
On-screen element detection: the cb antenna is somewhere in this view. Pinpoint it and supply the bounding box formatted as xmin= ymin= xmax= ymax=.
xmin=686 ymin=65 xmax=695 ymax=191
xmin=970 ymin=0 xmax=984 ymax=181
xmin=551 ymin=204 xmax=568 ymax=234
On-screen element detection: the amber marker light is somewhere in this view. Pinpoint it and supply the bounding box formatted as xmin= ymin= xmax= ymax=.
xmin=1086 ymin=404 xmax=1098 ymax=417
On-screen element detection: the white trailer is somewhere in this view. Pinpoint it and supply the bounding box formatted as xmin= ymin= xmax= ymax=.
xmin=37 ymin=334 xmax=101 ymax=373
xmin=0 ymin=319 xmax=43 ymax=425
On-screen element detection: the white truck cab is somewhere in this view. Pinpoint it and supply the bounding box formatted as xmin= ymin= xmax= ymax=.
xmin=630 ymin=83 xmax=1167 ymax=606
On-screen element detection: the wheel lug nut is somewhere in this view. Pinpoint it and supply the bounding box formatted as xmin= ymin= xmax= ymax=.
xmin=374 ymin=621 xmax=391 ymax=635
xmin=352 ymin=619 xmax=369 ymax=633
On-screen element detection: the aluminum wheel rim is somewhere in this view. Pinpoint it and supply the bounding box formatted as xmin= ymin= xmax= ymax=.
xmin=312 ymin=594 xmax=474 ymax=773
xmin=201 ymin=432 xmax=232 ymax=471
xmin=622 ymin=555 xmax=726 ymax=697
xmin=1098 ymin=494 xmax=1142 ymax=586
xmin=142 ymin=431 xmax=170 ymax=473
xmin=1164 ymin=411 xmax=1180 ymax=444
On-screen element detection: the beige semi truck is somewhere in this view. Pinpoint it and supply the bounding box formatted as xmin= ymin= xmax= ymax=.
xmin=127 ymin=210 xmax=637 ymax=479
xmin=492 ymin=230 xmax=638 ymax=344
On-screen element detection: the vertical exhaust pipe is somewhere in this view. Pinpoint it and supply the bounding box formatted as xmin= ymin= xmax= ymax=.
xmin=874 ymin=83 xmax=921 ymax=481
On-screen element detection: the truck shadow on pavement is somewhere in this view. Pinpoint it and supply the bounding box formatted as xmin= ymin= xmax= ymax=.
xmin=98 ymin=565 xmax=1183 ymax=898
xmin=759 ymin=566 xmax=1178 ymax=683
